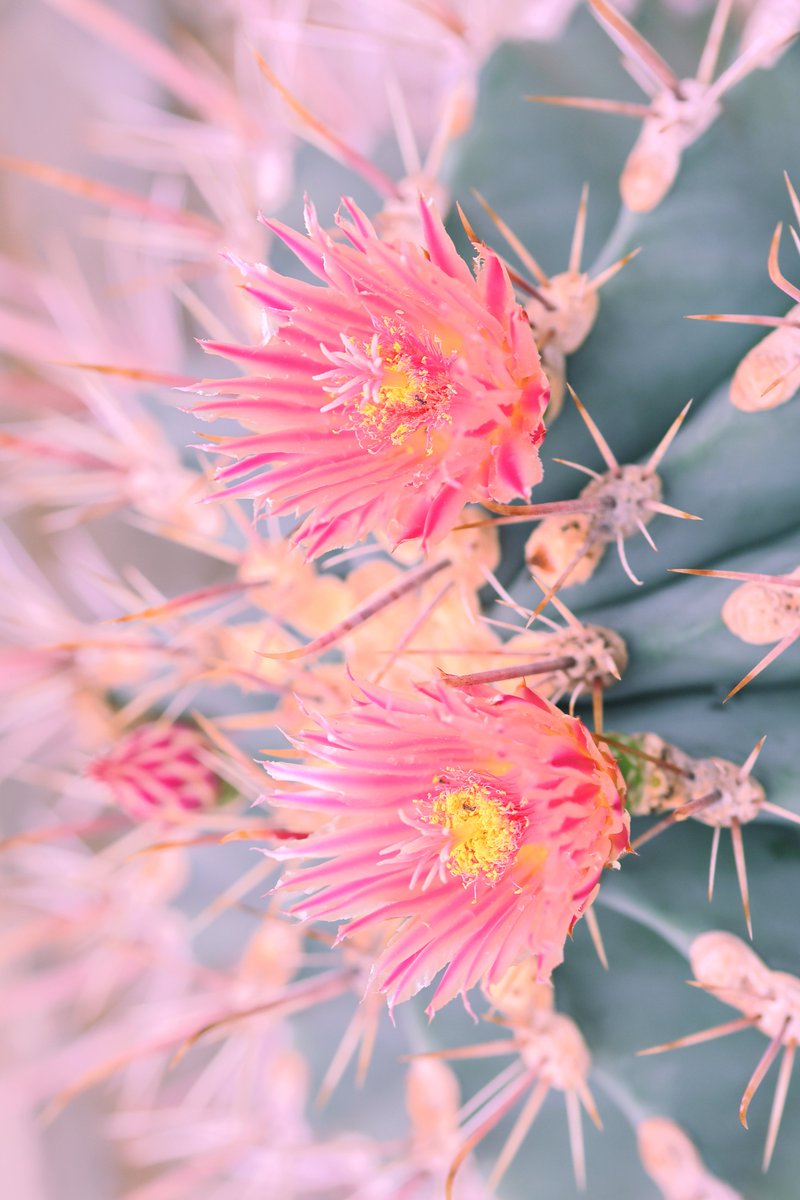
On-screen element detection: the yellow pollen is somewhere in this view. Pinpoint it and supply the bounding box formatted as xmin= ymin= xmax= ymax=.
xmin=375 ymin=365 xmax=431 ymax=444
xmin=428 ymin=780 xmax=522 ymax=884
xmin=355 ymin=328 xmax=454 ymax=448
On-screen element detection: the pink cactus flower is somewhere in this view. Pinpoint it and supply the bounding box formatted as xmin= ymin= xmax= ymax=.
xmin=268 ymin=682 xmax=629 ymax=1013
xmin=195 ymin=197 xmax=549 ymax=556
xmin=88 ymin=723 xmax=219 ymax=821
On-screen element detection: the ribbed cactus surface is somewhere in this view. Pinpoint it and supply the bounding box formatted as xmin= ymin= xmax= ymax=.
xmin=4 ymin=3 xmax=800 ymax=1199
xmin=444 ymin=8 xmax=800 ymax=1196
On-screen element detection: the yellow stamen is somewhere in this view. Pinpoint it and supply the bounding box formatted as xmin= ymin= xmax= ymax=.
xmin=357 ymin=324 xmax=454 ymax=447
xmin=426 ymin=777 xmax=524 ymax=884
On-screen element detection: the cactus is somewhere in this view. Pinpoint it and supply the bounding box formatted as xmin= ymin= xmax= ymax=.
xmin=4 ymin=2 xmax=800 ymax=1198
xmin=439 ymin=7 xmax=800 ymax=1195
xmin=438 ymin=9 xmax=800 ymax=1195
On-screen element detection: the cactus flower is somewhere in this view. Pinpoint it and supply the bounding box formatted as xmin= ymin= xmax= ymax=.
xmin=88 ymin=722 xmax=219 ymax=820
xmin=195 ymin=197 xmax=549 ymax=556
xmin=268 ymin=681 xmax=628 ymax=1012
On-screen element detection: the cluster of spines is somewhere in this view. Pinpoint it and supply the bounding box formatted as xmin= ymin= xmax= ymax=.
xmin=2 ymin=1 xmax=800 ymax=1197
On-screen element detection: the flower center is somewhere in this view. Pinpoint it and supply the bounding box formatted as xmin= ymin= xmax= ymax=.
xmin=422 ymin=770 xmax=526 ymax=885
xmin=318 ymin=320 xmax=456 ymax=451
